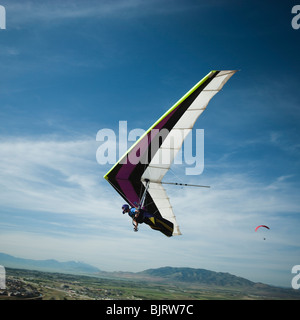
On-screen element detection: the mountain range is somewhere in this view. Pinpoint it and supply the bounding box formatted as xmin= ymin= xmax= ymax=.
xmin=0 ymin=252 xmax=100 ymax=274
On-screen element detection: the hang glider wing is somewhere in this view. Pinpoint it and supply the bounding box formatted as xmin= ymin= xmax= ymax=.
xmin=104 ymin=70 xmax=237 ymax=236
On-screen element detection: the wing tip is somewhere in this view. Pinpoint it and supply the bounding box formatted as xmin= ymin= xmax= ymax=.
xmin=173 ymin=226 xmax=182 ymax=236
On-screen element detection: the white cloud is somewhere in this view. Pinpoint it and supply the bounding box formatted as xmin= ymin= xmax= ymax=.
xmin=0 ymin=137 xmax=111 ymax=217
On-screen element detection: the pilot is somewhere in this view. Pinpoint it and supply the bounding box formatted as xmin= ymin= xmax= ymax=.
xmin=121 ymin=204 xmax=173 ymax=237
xmin=122 ymin=204 xmax=140 ymax=231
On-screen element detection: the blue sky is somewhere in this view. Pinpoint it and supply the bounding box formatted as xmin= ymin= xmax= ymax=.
xmin=0 ymin=0 xmax=300 ymax=287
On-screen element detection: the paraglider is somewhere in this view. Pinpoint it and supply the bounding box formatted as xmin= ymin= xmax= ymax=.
xmin=255 ymin=225 xmax=270 ymax=240
xmin=104 ymin=70 xmax=237 ymax=236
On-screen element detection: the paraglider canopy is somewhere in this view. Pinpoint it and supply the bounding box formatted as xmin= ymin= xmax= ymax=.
xmin=255 ymin=225 xmax=270 ymax=232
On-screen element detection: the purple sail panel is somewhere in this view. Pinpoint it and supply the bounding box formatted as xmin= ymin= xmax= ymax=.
xmin=116 ymin=179 xmax=140 ymax=207
xmin=116 ymin=105 xmax=180 ymax=181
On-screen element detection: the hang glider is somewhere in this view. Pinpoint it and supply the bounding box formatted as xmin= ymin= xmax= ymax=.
xmin=104 ymin=70 xmax=237 ymax=236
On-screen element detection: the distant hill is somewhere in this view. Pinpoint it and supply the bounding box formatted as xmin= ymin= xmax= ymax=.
xmin=0 ymin=253 xmax=100 ymax=274
xmin=136 ymin=266 xmax=300 ymax=299
xmin=99 ymin=266 xmax=259 ymax=289
xmin=138 ymin=266 xmax=255 ymax=287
